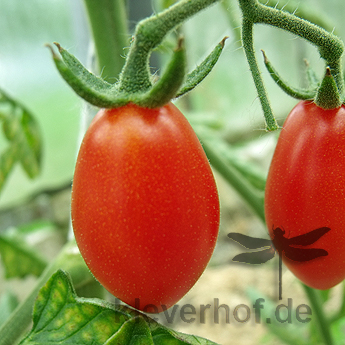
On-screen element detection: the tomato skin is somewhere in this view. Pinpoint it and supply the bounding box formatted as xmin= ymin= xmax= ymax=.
xmin=265 ymin=101 xmax=345 ymax=290
xmin=71 ymin=102 xmax=220 ymax=312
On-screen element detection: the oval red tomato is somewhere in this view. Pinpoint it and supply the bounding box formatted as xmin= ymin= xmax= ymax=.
xmin=265 ymin=100 xmax=345 ymax=290
xmin=71 ymin=102 xmax=220 ymax=312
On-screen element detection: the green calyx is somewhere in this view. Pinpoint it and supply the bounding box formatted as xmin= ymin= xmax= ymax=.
xmin=315 ymin=67 xmax=343 ymax=109
xmin=47 ymin=0 xmax=225 ymax=109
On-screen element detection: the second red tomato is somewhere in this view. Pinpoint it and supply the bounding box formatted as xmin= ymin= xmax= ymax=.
xmin=265 ymin=101 xmax=345 ymax=290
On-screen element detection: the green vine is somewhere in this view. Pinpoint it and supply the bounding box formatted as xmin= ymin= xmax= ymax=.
xmin=238 ymin=0 xmax=345 ymax=126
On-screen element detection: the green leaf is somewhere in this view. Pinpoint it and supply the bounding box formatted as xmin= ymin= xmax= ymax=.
xmin=151 ymin=326 xmax=218 ymax=345
xmin=0 ymin=89 xmax=42 ymax=192
xmin=161 ymin=0 xmax=179 ymax=9
xmin=19 ymin=270 xmax=130 ymax=345
xmin=0 ymin=230 xmax=48 ymax=278
xmin=18 ymin=109 xmax=41 ymax=178
xmin=18 ymin=270 xmax=219 ymax=345
xmin=0 ymin=145 xmax=17 ymax=190
xmin=176 ymin=37 xmax=227 ymax=98
xmin=105 ymin=317 xmax=154 ymax=345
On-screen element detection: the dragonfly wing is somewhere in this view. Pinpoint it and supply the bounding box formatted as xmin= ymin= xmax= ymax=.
xmin=232 ymin=248 xmax=275 ymax=265
xmin=288 ymin=227 xmax=331 ymax=246
xmin=284 ymin=246 xmax=328 ymax=262
xmin=228 ymin=233 xmax=272 ymax=249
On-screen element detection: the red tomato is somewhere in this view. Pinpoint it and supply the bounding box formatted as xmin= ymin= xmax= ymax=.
xmin=71 ymin=102 xmax=220 ymax=312
xmin=265 ymin=100 xmax=345 ymax=290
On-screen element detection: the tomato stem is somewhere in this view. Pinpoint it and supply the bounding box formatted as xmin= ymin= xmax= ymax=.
xmin=221 ymin=0 xmax=242 ymax=47
xmin=176 ymin=37 xmax=228 ymax=98
xmin=241 ymin=18 xmax=279 ymax=131
xmin=302 ymin=284 xmax=335 ymax=345
xmin=330 ymin=283 xmax=345 ymax=323
xmin=259 ymin=0 xmax=336 ymax=33
xmin=238 ymin=0 xmax=344 ymax=114
xmin=83 ymin=0 xmax=129 ymax=83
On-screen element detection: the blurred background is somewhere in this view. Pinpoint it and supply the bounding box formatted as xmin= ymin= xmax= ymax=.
xmin=0 ymin=0 xmax=344 ymax=344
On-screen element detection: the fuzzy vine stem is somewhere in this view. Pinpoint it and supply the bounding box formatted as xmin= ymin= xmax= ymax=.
xmin=241 ymin=18 xmax=278 ymax=131
xmin=238 ymin=0 xmax=344 ymax=115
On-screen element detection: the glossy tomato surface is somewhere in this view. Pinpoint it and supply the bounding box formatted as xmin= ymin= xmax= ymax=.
xmin=71 ymin=102 xmax=220 ymax=312
xmin=265 ymin=100 xmax=345 ymax=290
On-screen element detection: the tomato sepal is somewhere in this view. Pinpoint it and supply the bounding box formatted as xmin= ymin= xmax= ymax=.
xmin=175 ymin=37 xmax=228 ymax=98
xmin=47 ymin=1 xmax=226 ymax=109
xmin=315 ymin=67 xmax=343 ymax=109
xmin=47 ymin=43 xmax=127 ymax=108
xmin=261 ymin=50 xmax=317 ymax=101
xmin=48 ymin=36 xmax=226 ymax=110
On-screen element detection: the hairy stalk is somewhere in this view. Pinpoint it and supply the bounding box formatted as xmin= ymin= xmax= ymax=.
xmin=241 ymin=19 xmax=279 ymax=131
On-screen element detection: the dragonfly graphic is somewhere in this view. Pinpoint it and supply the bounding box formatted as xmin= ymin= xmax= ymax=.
xmin=228 ymin=227 xmax=331 ymax=299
